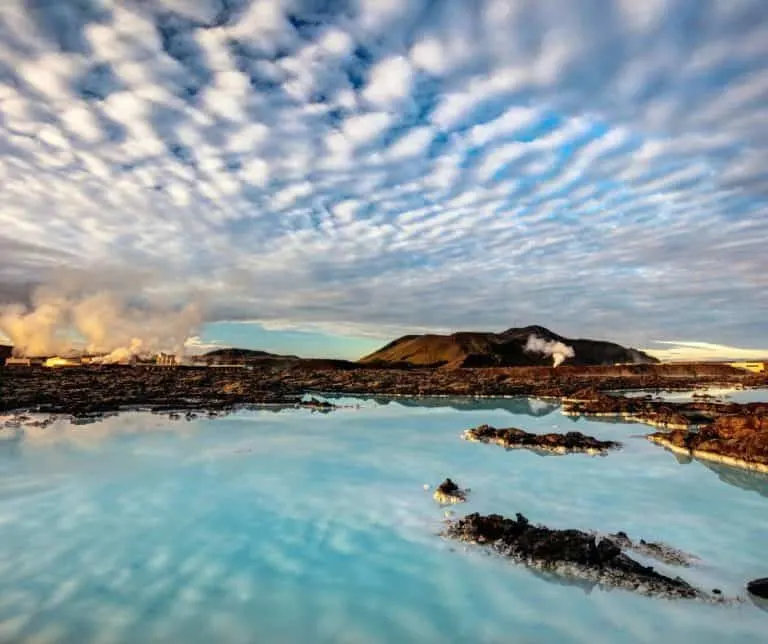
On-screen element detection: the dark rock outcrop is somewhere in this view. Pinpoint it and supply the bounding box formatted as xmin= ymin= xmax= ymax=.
xmin=433 ymin=478 xmax=467 ymax=504
xmin=445 ymin=513 xmax=709 ymax=600
xmin=464 ymin=424 xmax=621 ymax=455
xmin=649 ymin=407 xmax=768 ymax=473
xmin=608 ymin=531 xmax=696 ymax=567
xmin=747 ymin=578 xmax=768 ymax=599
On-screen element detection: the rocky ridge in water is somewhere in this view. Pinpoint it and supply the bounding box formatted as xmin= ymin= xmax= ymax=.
xmin=463 ymin=424 xmax=621 ymax=455
xmin=445 ymin=513 xmax=721 ymax=601
xmin=607 ymin=531 xmax=698 ymax=567
xmin=649 ymin=408 xmax=768 ymax=473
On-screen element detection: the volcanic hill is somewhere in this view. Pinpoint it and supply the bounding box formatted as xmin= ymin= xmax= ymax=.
xmin=359 ymin=325 xmax=657 ymax=368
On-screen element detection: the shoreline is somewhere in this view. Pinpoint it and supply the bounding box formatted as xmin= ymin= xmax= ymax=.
xmin=648 ymin=434 xmax=768 ymax=474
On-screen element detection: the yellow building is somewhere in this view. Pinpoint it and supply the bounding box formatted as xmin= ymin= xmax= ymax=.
xmin=728 ymin=362 xmax=766 ymax=373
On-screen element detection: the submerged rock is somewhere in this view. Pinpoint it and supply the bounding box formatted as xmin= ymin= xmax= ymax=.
xmin=445 ymin=513 xmax=712 ymax=600
xmin=608 ymin=531 xmax=697 ymax=567
xmin=747 ymin=578 xmax=768 ymax=599
xmin=463 ymin=424 xmax=621 ymax=455
xmin=433 ymin=478 xmax=467 ymax=504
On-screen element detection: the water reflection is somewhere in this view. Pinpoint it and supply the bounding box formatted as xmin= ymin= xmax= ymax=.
xmin=364 ymin=396 xmax=560 ymax=417
xmin=749 ymin=593 xmax=768 ymax=614
xmin=657 ymin=447 xmax=768 ymax=499
xmin=698 ymin=460 xmax=768 ymax=500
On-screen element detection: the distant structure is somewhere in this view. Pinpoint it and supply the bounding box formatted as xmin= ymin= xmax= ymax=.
xmin=43 ymin=356 xmax=81 ymax=368
xmin=4 ymin=357 xmax=32 ymax=367
xmin=728 ymin=361 xmax=766 ymax=373
xmin=155 ymin=353 xmax=178 ymax=366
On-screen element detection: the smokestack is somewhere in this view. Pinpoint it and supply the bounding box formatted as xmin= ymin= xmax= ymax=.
xmin=524 ymin=334 xmax=575 ymax=367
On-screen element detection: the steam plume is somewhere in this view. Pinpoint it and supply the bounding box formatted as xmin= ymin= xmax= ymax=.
xmin=524 ymin=334 xmax=575 ymax=367
xmin=0 ymin=287 xmax=202 ymax=359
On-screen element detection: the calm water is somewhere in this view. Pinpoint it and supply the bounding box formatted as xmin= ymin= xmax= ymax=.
xmin=0 ymin=397 xmax=766 ymax=643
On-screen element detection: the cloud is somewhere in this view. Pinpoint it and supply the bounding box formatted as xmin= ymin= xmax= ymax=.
xmin=646 ymin=341 xmax=768 ymax=362
xmin=0 ymin=0 xmax=766 ymax=352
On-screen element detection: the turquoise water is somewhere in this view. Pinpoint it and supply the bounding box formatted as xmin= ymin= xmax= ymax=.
xmin=0 ymin=398 xmax=766 ymax=643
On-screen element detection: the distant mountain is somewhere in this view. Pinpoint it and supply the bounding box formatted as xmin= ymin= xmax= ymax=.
xmin=198 ymin=348 xmax=299 ymax=363
xmin=196 ymin=348 xmax=360 ymax=370
xmin=359 ymin=325 xmax=658 ymax=368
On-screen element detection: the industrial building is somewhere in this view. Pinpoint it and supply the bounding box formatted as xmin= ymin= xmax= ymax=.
xmin=728 ymin=361 xmax=766 ymax=373
xmin=155 ymin=353 xmax=179 ymax=366
xmin=4 ymin=357 xmax=33 ymax=367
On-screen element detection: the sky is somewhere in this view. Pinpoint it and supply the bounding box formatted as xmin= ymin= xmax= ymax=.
xmin=0 ymin=0 xmax=767 ymax=361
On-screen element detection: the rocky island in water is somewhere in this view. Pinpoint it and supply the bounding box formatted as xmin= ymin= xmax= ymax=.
xmin=444 ymin=513 xmax=720 ymax=601
xmin=463 ymin=424 xmax=621 ymax=455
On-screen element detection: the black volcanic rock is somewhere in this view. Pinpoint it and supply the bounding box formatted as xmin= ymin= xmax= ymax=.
xmin=747 ymin=578 xmax=768 ymax=599
xmin=359 ymin=325 xmax=657 ymax=368
xmin=463 ymin=424 xmax=621 ymax=455
xmin=445 ymin=513 xmax=707 ymax=600
xmin=433 ymin=478 xmax=467 ymax=504
xmin=608 ymin=531 xmax=696 ymax=567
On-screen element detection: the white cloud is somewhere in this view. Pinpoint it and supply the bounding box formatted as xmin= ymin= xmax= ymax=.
xmin=0 ymin=0 xmax=765 ymax=353
xmin=342 ymin=111 xmax=393 ymax=145
xmin=647 ymin=341 xmax=768 ymax=362
xmin=362 ymin=56 xmax=414 ymax=109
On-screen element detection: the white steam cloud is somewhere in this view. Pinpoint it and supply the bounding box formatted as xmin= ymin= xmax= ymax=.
xmin=0 ymin=287 xmax=202 ymax=360
xmin=524 ymin=334 xmax=575 ymax=367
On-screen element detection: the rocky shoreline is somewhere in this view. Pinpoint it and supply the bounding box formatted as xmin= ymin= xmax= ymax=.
xmin=2 ymin=362 xmax=763 ymax=416
xmin=560 ymin=390 xmax=768 ymax=473
xmin=444 ymin=513 xmax=720 ymax=601
xmin=648 ymin=410 xmax=768 ymax=473
xmin=463 ymin=424 xmax=621 ymax=455
xmin=1 ymin=365 xmax=766 ymax=471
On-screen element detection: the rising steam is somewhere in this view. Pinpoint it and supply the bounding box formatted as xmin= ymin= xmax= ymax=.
xmin=0 ymin=287 xmax=202 ymax=360
xmin=524 ymin=334 xmax=575 ymax=367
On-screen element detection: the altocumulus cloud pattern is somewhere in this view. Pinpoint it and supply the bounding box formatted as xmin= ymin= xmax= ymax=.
xmin=0 ymin=0 xmax=766 ymax=347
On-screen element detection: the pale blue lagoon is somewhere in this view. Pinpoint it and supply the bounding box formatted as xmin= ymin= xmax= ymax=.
xmin=1 ymin=397 xmax=766 ymax=643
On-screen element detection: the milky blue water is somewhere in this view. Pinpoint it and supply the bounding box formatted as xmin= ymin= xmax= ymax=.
xmin=1 ymin=397 xmax=767 ymax=643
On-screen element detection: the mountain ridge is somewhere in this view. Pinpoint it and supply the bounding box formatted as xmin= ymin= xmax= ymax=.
xmin=359 ymin=325 xmax=658 ymax=368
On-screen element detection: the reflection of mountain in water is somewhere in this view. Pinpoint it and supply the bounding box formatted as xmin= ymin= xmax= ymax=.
xmin=697 ymin=460 xmax=768 ymax=500
xmin=364 ymin=397 xmax=560 ymax=417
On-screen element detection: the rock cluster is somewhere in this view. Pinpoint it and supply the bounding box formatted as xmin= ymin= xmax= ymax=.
xmin=464 ymin=424 xmax=621 ymax=455
xmin=445 ymin=513 xmax=710 ymax=600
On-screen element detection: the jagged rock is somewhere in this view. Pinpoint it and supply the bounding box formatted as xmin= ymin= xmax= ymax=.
xmin=464 ymin=424 xmax=620 ymax=455
xmin=649 ymin=408 xmax=768 ymax=473
xmin=747 ymin=578 xmax=768 ymax=599
xmin=433 ymin=478 xmax=467 ymax=504
xmin=608 ymin=531 xmax=696 ymax=567
xmin=445 ymin=513 xmax=713 ymax=600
